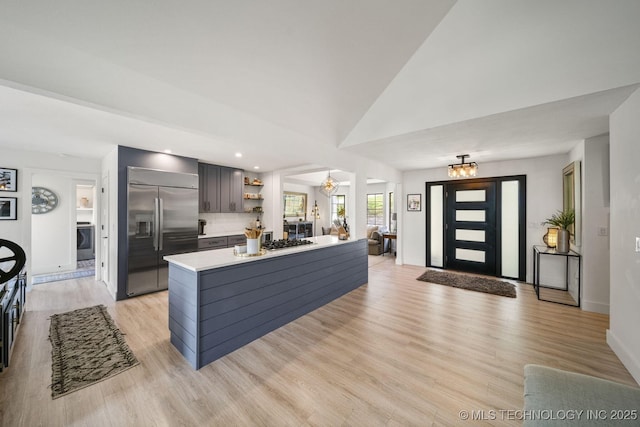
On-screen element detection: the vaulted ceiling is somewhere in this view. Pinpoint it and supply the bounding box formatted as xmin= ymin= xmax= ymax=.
xmin=1 ymin=1 xmax=639 ymax=179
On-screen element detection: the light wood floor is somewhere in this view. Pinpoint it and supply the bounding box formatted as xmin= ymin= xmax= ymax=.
xmin=1 ymin=257 xmax=636 ymax=426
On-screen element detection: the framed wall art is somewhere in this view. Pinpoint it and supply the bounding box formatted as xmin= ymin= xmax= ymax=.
xmin=407 ymin=194 xmax=422 ymax=212
xmin=0 ymin=197 xmax=17 ymax=220
xmin=0 ymin=168 xmax=17 ymax=192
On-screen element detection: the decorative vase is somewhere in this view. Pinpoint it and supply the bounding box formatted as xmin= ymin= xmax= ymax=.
xmin=247 ymin=238 xmax=260 ymax=254
xmin=556 ymin=229 xmax=570 ymax=253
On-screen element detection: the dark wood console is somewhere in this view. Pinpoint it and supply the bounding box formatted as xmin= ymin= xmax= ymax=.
xmin=1 ymin=272 xmax=26 ymax=371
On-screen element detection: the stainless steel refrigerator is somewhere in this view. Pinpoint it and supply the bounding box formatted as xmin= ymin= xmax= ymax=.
xmin=127 ymin=167 xmax=198 ymax=297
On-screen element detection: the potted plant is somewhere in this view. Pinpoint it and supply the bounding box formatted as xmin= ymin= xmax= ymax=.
xmin=545 ymin=209 xmax=575 ymax=253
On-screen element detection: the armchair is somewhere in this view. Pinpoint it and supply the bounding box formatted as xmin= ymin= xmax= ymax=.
xmin=367 ymin=225 xmax=386 ymax=255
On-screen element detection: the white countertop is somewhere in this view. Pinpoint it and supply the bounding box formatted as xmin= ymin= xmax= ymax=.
xmin=165 ymin=235 xmax=357 ymax=272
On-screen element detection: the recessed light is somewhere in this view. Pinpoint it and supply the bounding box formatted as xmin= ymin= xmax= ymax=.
xmin=253 ymin=166 xmax=260 ymax=170
xmin=164 ymin=149 xmax=172 ymax=154
xmin=235 ymin=152 xmax=242 ymax=158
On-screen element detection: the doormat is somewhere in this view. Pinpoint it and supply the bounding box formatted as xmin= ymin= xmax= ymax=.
xmin=49 ymin=305 xmax=139 ymax=399
xmin=416 ymin=269 xmax=517 ymax=298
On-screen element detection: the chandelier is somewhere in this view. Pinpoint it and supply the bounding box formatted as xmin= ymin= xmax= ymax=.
xmin=319 ymin=170 xmax=340 ymax=197
xmin=448 ymin=154 xmax=478 ymax=178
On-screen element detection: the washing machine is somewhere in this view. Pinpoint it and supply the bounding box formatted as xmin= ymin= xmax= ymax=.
xmin=77 ymin=222 xmax=95 ymax=261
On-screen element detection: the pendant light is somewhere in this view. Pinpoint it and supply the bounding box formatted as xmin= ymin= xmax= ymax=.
xmin=448 ymin=154 xmax=478 ymax=178
xmin=320 ymin=170 xmax=340 ymax=197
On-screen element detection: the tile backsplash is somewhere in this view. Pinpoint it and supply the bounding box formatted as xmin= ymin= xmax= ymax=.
xmin=199 ymin=213 xmax=259 ymax=235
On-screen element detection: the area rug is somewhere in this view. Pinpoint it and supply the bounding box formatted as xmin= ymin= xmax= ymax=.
xmin=49 ymin=304 xmax=139 ymax=399
xmin=416 ymin=269 xmax=517 ymax=298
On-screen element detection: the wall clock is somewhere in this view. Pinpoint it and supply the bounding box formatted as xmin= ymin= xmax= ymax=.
xmin=32 ymin=187 xmax=58 ymax=214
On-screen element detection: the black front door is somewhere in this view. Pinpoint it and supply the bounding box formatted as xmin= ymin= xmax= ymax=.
xmin=445 ymin=181 xmax=497 ymax=275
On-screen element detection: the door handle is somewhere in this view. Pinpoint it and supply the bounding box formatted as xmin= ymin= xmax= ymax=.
xmin=153 ymin=197 xmax=160 ymax=251
xmin=158 ymin=198 xmax=164 ymax=251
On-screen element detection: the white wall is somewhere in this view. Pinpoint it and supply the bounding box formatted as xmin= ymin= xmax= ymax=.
xmin=580 ymin=135 xmax=611 ymax=313
xmin=31 ymin=174 xmax=76 ymax=274
xmin=0 ymin=147 xmax=101 ymax=285
xmin=607 ymin=88 xmax=640 ymax=384
xmin=402 ymin=154 xmax=567 ymax=282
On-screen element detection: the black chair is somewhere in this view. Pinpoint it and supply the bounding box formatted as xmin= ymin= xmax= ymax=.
xmin=0 ymin=239 xmax=26 ymax=284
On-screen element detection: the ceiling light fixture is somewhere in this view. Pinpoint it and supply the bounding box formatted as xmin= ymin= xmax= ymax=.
xmin=319 ymin=170 xmax=340 ymax=197
xmin=164 ymin=149 xmax=172 ymax=154
xmin=253 ymin=166 xmax=260 ymax=170
xmin=235 ymin=152 xmax=242 ymax=158
xmin=448 ymin=154 xmax=478 ymax=178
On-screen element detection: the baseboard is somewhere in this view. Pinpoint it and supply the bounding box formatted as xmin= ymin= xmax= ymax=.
xmin=607 ymin=329 xmax=640 ymax=385
xmin=103 ymin=281 xmax=117 ymax=300
xmin=581 ymin=299 xmax=609 ymax=314
xmin=31 ymin=262 xmax=76 ymax=276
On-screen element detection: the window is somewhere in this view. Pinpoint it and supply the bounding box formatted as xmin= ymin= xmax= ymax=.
xmin=367 ymin=193 xmax=384 ymax=225
xmin=331 ymin=195 xmax=345 ymax=223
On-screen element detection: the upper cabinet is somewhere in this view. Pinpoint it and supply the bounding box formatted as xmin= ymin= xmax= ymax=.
xmin=198 ymin=163 xmax=243 ymax=213
xmin=199 ymin=163 xmax=220 ymax=213
xmin=220 ymin=167 xmax=243 ymax=213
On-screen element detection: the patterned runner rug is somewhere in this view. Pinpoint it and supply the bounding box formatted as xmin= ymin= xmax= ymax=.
xmin=49 ymin=304 xmax=139 ymax=399
xmin=416 ymin=269 xmax=517 ymax=298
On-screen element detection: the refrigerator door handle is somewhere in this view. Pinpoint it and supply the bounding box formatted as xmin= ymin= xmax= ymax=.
xmin=153 ymin=197 xmax=160 ymax=251
xmin=158 ymin=197 xmax=164 ymax=251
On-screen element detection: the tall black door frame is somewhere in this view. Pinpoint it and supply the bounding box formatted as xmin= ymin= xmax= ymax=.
xmin=426 ymin=175 xmax=526 ymax=280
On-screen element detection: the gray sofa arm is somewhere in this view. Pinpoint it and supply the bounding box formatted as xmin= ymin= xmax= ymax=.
xmin=523 ymin=364 xmax=640 ymax=426
xmin=370 ymin=231 xmax=383 ymax=242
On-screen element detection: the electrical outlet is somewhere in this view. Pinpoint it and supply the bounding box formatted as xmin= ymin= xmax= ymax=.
xmin=636 ymin=237 xmax=640 ymax=252
xmin=598 ymin=227 xmax=608 ymax=236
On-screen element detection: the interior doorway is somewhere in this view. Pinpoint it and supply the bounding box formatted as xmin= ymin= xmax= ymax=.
xmin=30 ymin=173 xmax=99 ymax=284
xmin=426 ymin=175 xmax=526 ymax=280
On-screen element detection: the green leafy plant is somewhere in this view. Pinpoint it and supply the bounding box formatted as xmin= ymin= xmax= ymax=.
xmin=545 ymin=209 xmax=575 ymax=230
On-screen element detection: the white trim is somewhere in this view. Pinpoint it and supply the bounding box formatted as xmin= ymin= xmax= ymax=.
xmin=581 ymin=300 xmax=609 ymax=315
xmin=607 ymin=329 xmax=640 ymax=385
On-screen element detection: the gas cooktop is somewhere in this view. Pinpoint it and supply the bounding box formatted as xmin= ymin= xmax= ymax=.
xmin=262 ymin=239 xmax=314 ymax=251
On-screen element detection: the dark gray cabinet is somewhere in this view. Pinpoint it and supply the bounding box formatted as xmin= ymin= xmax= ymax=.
xmin=285 ymin=221 xmax=313 ymax=239
xmin=1 ymin=272 xmax=26 ymax=371
xmin=198 ymin=163 xmax=220 ymax=213
xmin=198 ymin=234 xmax=247 ymax=251
xmin=220 ymin=167 xmax=243 ymax=213
xmin=227 ymin=234 xmax=246 ymax=246
xmin=198 ymin=163 xmax=243 ymax=213
xmin=168 ymin=238 xmax=368 ymax=369
xmin=198 ymin=236 xmax=227 ymax=250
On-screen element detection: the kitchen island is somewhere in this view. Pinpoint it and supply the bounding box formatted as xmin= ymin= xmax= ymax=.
xmin=164 ymin=235 xmax=368 ymax=369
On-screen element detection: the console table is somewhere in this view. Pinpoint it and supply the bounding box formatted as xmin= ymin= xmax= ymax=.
xmin=1 ymin=272 xmax=27 ymax=371
xmin=532 ymin=245 xmax=581 ymax=307
xmin=382 ymin=233 xmax=396 ymax=256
